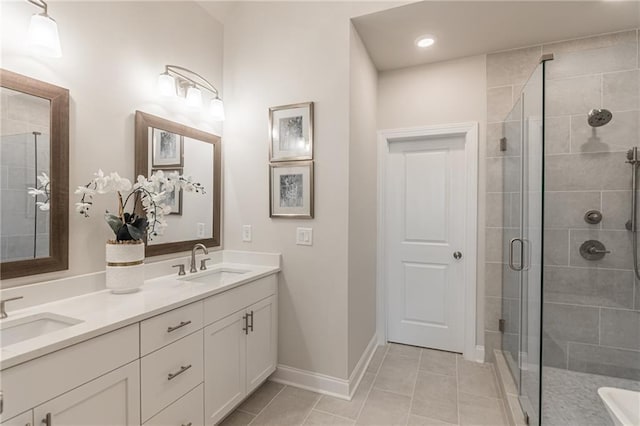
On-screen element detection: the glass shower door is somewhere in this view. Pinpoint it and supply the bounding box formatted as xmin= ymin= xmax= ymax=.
xmin=519 ymin=63 xmax=544 ymax=426
xmin=501 ymin=62 xmax=545 ymax=425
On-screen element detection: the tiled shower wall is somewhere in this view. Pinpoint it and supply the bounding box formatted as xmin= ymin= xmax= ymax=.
xmin=485 ymin=29 xmax=640 ymax=380
xmin=0 ymin=90 xmax=50 ymax=261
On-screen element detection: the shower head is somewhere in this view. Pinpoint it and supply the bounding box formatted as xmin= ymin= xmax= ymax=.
xmin=587 ymin=108 xmax=613 ymax=127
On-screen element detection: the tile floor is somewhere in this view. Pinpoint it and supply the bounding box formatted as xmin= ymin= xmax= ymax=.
xmin=220 ymin=343 xmax=509 ymax=426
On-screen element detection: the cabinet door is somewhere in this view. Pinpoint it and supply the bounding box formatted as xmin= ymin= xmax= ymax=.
xmin=33 ymin=361 xmax=140 ymax=426
xmin=204 ymin=310 xmax=247 ymax=425
xmin=246 ymin=295 xmax=277 ymax=393
xmin=1 ymin=410 xmax=33 ymax=426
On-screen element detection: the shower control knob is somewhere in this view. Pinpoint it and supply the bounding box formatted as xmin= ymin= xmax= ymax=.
xmin=579 ymin=240 xmax=610 ymax=261
xmin=584 ymin=210 xmax=603 ymax=225
xmin=453 ymin=251 xmax=462 ymax=260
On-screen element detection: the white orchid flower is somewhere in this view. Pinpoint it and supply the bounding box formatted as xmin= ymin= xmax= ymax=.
xmin=75 ymin=202 xmax=91 ymax=213
xmin=94 ymin=169 xmax=112 ymax=194
xmin=36 ymin=201 xmax=50 ymax=211
xmin=37 ymin=172 xmax=50 ymax=186
xmin=74 ymin=186 xmax=95 ymax=196
xmin=151 ymin=191 xmax=166 ymax=203
xmin=27 ymin=187 xmax=46 ymax=197
xmin=108 ymin=172 xmax=132 ymax=192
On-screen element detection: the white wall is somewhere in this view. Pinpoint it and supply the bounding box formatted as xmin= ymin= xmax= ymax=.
xmin=377 ymin=55 xmax=488 ymax=347
xmin=347 ymin=25 xmax=378 ymax=373
xmin=221 ymin=1 xmax=394 ymax=380
xmin=1 ymin=1 xmax=224 ymax=288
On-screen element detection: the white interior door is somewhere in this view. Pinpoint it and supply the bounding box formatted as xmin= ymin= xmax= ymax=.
xmin=385 ymin=135 xmax=466 ymax=353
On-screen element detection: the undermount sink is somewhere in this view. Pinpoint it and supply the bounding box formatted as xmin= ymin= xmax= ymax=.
xmin=598 ymin=387 xmax=640 ymax=426
xmin=0 ymin=313 xmax=83 ymax=347
xmin=179 ymin=267 xmax=250 ymax=285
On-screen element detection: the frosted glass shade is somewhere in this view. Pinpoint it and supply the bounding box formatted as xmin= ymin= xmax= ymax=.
xmin=157 ymin=73 xmax=176 ymax=96
xmin=185 ymin=86 xmax=202 ymax=108
xmin=210 ymin=98 xmax=225 ymax=121
xmin=28 ymin=14 xmax=62 ymax=58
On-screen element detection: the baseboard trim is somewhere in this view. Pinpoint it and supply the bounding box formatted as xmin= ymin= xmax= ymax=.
xmin=474 ymin=345 xmax=485 ymax=363
xmin=271 ymin=334 xmax=378 ymax=401
xmin=348 ymin=334 xmax=378 ymax=398
xmin=271 ymin=364 xmax=350 ymax=400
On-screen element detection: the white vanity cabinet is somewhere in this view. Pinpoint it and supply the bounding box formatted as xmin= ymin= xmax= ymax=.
xmin=33 ymin=361 xmax=140 ymax=426
xmin=1 ymin=270 xmax=278 ymax=426
xmin=204 ymin=276 xmax=277 ymax=425
xmin=0 ymin=324 xmax=139 ymax=423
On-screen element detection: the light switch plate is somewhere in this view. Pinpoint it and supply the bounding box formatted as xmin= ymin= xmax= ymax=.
xmin=296 ymin=227 xmax=313 ymax=246
xmin=196 ymin=223 xmax=205 ymax=238
xmin=242 ymin=225 xmax=252 ymax=242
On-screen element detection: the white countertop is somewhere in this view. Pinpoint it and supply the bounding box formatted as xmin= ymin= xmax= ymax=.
xmin=0 ymin=256 xmax=280 ymax=370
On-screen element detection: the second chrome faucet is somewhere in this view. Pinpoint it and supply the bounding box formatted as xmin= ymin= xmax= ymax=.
xmin=190 ymin=243 xmax=209 ymax=273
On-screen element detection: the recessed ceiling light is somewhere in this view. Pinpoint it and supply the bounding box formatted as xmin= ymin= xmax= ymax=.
xmin=415 ymin=35 xmax=436 ymax=48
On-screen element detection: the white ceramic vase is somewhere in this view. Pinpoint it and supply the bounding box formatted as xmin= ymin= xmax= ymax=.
xmin=105 ymin=240 xmax=145 ymax=294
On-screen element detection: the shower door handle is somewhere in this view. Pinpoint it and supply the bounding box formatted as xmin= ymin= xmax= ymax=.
xmin=509 ymin=238 xmax=524 ymax=271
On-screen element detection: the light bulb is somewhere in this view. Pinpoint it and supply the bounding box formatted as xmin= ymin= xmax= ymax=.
xmin=28 ymin=13 xmax=62 ymax=58
xmin=185 ymin=86 xmax=202 ymax=108
xmin=157 ymin=72 xmax=176 ymax=96
xmin=210 ymin=98 xmax=225 ymax=121
xmin=415 ymin=35 xmax=436 ymax=48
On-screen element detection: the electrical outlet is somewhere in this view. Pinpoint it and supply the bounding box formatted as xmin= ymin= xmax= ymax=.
xmin=196 ymin=223 xmax=205 ymax=238
xmin=296 ymin=227 xmax=312 ymax=246
xmin=242 ymin=225 xmax=252 ymax=242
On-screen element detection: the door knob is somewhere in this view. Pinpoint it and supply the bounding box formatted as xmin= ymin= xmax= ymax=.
xmin=453 ymin=251 xmax=462 ymax=260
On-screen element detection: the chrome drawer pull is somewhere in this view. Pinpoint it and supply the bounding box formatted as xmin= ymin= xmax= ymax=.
xmin=42 ymin=413 xmax=52 ymax=426
xmin=182 ymin=423 xmax=192 ymax=426
xmin=167 ymin=364 xmax=192 ymax=381
xmin=167 ymin=320 xmax=192 ymax=333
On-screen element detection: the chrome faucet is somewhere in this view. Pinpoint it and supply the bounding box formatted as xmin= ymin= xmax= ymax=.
xmin=0 ymin=296 xmax=23 ymax=319
xmin=190 ymin=243 xmax=209 ymax=273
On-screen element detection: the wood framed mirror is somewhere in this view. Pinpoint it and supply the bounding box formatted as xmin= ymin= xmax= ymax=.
xmin=0 ymin=69 xmax=69 ymax=279
xmin=134 ymin=111 xmax=221 ymax=256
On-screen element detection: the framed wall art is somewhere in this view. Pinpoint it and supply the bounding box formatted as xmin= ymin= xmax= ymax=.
xmin=152 ymin=128 xmax=184 ymax=168
xmin=269 ymin=102 xmax=313 ymax=162
xmin=269 ymin=161 xmax=314 ymax=218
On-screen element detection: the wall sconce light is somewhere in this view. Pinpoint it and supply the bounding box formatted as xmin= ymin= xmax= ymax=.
xmin=27 ymin=0 xmax=62 ymax=58
xmin=157 ymin=65 xmax=224 ymax=121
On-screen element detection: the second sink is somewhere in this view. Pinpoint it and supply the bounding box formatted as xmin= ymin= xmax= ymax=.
xmin=179 ymin=268 xmax=250 ymax=286
xmin=1 ymin=313 xmax=83 ymax=347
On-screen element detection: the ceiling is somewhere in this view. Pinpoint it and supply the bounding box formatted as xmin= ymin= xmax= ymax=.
xmin=352 ymin=1 xmax=640 ymax=71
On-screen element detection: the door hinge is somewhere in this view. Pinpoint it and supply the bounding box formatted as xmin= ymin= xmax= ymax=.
xmin=500 ymin=137 xmax=507 ymax=152
xmin=524 ymin=411 xmax=530 ymax=425
xmin=498 ymin=319 xmax=506 ymax=333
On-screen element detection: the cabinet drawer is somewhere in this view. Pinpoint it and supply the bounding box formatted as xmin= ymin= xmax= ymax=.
xmin=144 ymin=383 xmax=203 ymax=426
xmin=204 ymin=275 xmax=277 ymax=325
xmin=141 ymin=330 xmax=203 ymax=422
xmin=0 ymin=324 xmax=139 ymax=422
xmin=141 ymin=301 xmax=203 ymax=356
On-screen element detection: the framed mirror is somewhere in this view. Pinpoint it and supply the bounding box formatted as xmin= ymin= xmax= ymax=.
xmin=0 ymin=69 xmax=69 ymax=279
xmin=134 ymin=111 xmax=221 ymax=256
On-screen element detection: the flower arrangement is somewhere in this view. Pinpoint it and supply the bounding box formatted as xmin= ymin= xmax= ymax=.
xmin=27 ymin=172 xmax=51 ymax=211
xmin=75 ymin=169 xmax=204 ymax=242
